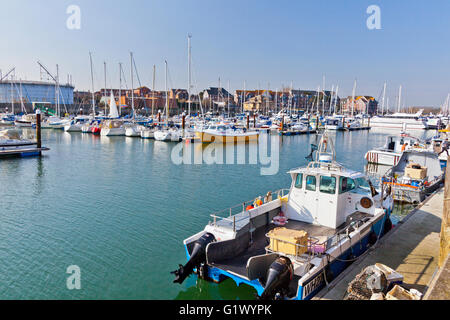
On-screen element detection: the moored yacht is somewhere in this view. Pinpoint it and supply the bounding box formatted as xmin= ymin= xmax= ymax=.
xmin=172 ymin=134 xmax=394 ymax=300
xmin=370 ymin=110 xmax=428 ymax=130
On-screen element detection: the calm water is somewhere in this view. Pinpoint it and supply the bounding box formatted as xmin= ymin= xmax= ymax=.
xmin=0 ymin=128 xmax=436 ymax=299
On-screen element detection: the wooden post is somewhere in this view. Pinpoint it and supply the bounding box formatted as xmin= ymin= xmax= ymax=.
xmin=182 ymin=114 xmax=186 ymax=130
xmin=439 ymin=156 xmax=450 ymax=267
xmin=253 ymin=113 xmax=256 ymax=128
xmin=36 ymin=110 xmax=42 ymax=153
xmin=368 ymin=116 xmax=371 ymax=128
xmin=246 ymin=115 xmax=249 ymax=130
xmin=281 ymin=116 xmax=284 ymax=132
xmin=158 ymin=111 xmax=161 ymax=124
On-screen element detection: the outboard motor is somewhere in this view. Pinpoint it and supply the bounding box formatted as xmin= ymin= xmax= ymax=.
xmin=259 ymin=256 xmax=293 ymax=300
xmin=171 ymin=233 xmax=216 ymax=284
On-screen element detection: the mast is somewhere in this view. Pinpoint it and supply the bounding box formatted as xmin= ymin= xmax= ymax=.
xmin=351 ymin=79 xmax=357 ymax=117
xmin=187 ymin=34 xmax=192 ymax=117
xmin=321 ymin=75 xmax=325 ymax=115
xmin=152 ymin=65 xmax=156 ymax=118
xmin=104 ymin=62 xmax=107 ymax=117
xmin=130 ymin=52 xmax=135 ymax=122
xmin=381 ymin=81 xmax=386 ymax=115
xmin=334 ymin=85 xmax=339 ymax=113
xmin=89 ymin=52 xmax=95 ymax=116
xmin=56 ymin=64 xmax=60 ymax=117
xmin=242 ymin=80 xmax=246 ymax=114
xmin=397 ymin=85 xmax=402 ymax=113
xmin=165 ymin=60 xmax=168 ymax=123
xmin=10 ymin=75 xmax=14 ymax=115
xmin=118 ymin=63 xmax=122 ymax=117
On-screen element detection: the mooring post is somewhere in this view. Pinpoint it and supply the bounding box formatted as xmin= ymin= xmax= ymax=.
xmin=36 ymin=109 xmax=42 ymax=154
xmin=246 ymin=115 xmax=249 ymax=130
xmin=253 ymin=113 xmax=256 ymax=128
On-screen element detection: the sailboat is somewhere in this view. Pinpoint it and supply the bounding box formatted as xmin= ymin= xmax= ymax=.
xmin=154 ymin=61 xmax=182 ymax=142
xmin=100 ymin=91 xmax=125 ymax=136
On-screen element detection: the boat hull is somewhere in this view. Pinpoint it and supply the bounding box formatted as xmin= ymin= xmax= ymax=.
xmin=195 ymin=131 xmax=259 ymax=143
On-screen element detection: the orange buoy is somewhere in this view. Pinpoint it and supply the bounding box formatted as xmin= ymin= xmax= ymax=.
xmin=246 ymin=205 xmax=254 ymax=211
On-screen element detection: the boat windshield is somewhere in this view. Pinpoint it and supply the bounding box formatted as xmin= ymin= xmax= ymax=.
xmin=356 ymin=177 xmax=371 ymax=193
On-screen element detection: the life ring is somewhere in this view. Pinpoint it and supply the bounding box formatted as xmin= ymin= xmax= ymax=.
xmin=246 ymin=205 xmax=254 ymax=211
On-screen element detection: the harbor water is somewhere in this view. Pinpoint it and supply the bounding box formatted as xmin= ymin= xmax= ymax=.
xmin=0 ymin=129 xmax=437 ymax=299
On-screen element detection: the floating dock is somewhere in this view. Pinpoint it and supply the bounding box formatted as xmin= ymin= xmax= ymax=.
xmin=0 ymin=146 xmax=50 ymax=158
xmin=313 ymin=187 xmax=445 ymax=300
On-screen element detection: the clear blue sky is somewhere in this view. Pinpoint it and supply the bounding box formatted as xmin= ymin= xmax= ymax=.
xmin=1 ymin=0 xmax=449 ymax=107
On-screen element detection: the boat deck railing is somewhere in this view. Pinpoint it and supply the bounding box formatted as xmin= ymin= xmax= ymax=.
xmin=208 ymin=188 xmax=290 ymax=232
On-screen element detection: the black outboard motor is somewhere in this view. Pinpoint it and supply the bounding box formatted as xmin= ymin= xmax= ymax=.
xmin=259 ymin=257 xmax=293 ymax=300
xmin=172 ymin=233 xmax=216 ymax=284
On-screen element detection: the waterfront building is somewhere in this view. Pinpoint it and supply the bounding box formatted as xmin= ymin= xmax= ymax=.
xmin=342 ymin=96 xmax=378 ymax=115
xmin=0 ymin=80 xmax=74 ymax=114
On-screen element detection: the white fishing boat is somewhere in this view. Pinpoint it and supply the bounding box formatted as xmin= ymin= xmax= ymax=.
xmin=365 ymin=135 xmax=422 ymax=166
xmin=383 ymin=150 xmax=444 ymax=204
xmin=172 ymin=134 xmax=394 ymax=300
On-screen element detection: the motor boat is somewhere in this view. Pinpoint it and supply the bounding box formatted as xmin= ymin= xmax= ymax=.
xmin=171 ymin=133 xmax=394 ymax=300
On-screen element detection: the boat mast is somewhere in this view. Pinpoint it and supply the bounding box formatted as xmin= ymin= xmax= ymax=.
xmin=10 ymin=75 xmax=14 ymax=115
xmin=56 ymin=64 xmax=60 ymax=117
xmin=130 ymin=52 xmax=135 ymax=122
xmin=187 ymin=34 xmax=192 ymax=117
xmin=397 ymin=85 xmax=402 ymax=113
xmin=381 ymin=81 xmax=386 ymax=115
xmin=334 ymin=85 xmax=339 ymax=113
xmin=119 ymin=62 xmax=122 ymax=117
xmin=242 ymin=80 xmax=246 ymax=114
xmin=321 ymin=75 xmax=325 ymax=115
xmin=351 ymin=79 xmax=357 ymax=117
xmin=104 ymin=62 xmax=107 ymax=117
xmin=152 ymin=65 xmax=156 ymax=118
xmin=165 ymin=60 xmax=168 ymax=124
xmin=89 ymin=52 xmax=95 ymax=116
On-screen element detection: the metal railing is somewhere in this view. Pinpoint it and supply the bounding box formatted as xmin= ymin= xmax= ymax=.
xmin=208 ymin=188 xmax=290 ymax=231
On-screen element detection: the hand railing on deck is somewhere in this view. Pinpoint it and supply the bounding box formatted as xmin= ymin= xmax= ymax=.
xmin=208 ymin=188 xmax=290 ymax=232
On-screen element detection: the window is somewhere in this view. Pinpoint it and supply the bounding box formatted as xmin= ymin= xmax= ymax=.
xmin=320 ymin=176 xmax=336 ymax=194
xmin=356 ymin=177 xmax=371 ymax=193
xmin=306 ymin=175 xmax=316 ymax=191
xmin=295 ymin=173 xmax=303 ymax=189
xmin=339 ymin=177 xmax=356 ymax=193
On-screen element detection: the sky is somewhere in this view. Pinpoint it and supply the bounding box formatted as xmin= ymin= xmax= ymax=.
xmin=0 ymin=0 xmax=449 ymax=108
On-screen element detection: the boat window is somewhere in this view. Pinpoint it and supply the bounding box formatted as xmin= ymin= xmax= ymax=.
xmin=306 ymin=176 xmax=316 ymax=191
xmin=339 ymin=177 xmax=356 ymax=193
xmin=320 ymin=176 xmax=336 ymax=194
xmin=295 ymin=173 xmax=303 ymax=189
xmin=356 ymin=177 xmax=371 ymax=193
